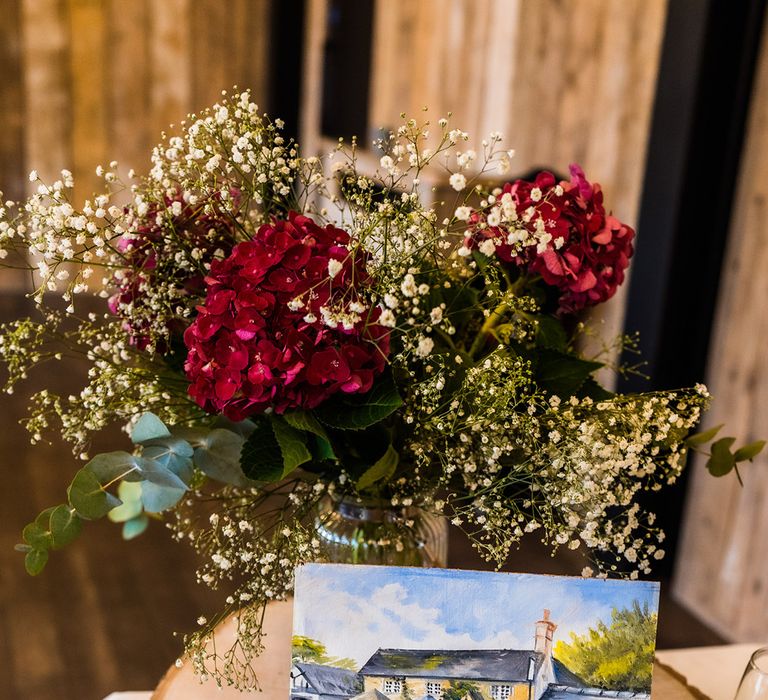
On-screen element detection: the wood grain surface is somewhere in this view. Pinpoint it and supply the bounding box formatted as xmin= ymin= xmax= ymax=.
xmin=303 ymin=0 xmax=668 ymax=382
xmin=674 ymin=9 xmax=768 ymax=642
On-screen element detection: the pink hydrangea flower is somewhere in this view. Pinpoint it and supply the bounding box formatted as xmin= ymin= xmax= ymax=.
xmin=463 ymin=165 xmax=635 ymax=313
xmin=183 ymin=212 xmax=390 ymax=420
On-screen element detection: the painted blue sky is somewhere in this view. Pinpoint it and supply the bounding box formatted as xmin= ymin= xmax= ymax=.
xmin=293 ymin=564 xmax=660 ymax=667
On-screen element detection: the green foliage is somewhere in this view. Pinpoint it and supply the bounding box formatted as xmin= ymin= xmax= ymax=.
xmin=17 ymin=503 xmax=84 ymax=575
xmin=554 ymin=601 xmax=657 ymax=691
xmin=356 ymin=444 xmax=399 ymax=491
xmin=18 ymin=412 xmax=195 ymax=574
xmin=684 ymin=424 xmax=766 ymax=480
xmin=291 ymin=635 xmax=357 ymax=671
xmin=534 ymin=348 xmax=604 ymax=398
xmin=240 ymin=415 xmax=312 ymax=482
xmin=315 ymin=372 xmax=403 ymax=430
xmin=443 ymin=680 xmax=482 ymax=700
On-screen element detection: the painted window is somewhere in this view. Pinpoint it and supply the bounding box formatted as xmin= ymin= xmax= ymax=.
xmin=491 ymin=685 xmax=512 ymax=700
xmin=426 ymin=681 xmax=444 ymax=697
xmin=383 ymin=678 xmax=403 ymax=694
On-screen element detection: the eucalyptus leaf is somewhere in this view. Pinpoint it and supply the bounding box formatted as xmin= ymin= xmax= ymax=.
xmin=142 ymin=440 xmax=194 ymax=484
xmin=707 ymin=437 xmax=737 ymax=477
xmin=85 ymin=451 xmax=143 ymax=484
xmin=193 ymin=428 xmax=253 ymax=486
xmin=316 ymin=374 xmax=403 ymax=431
xmin=141 ymin=480 xmax=186 ymax=513
xmin=25 ymin=548 xmax=49 ymax=576
xmin=270 ymin=415 xmax=312 ymax=476
xmin=68 ymin=469 xmax=121 ymax=520
xmin=22 ymin=521 xmax=52 ymax=550
xmin=131 ymin=412 xmax=171 ymax=444
xmin=734 ymin=440 xmax=766 ymax=462
xmin=357 ymin=444 xmax=399 ymax=491
xmin=108 ymin=481 xmax=144 ymax=523
xmin=49 ymin=504 xmax=83 ymax=549
xmin=122 ymin=514 xmax=149 ymax=540
xmin=140 ymin=458 xmax=189 ymax=490
xmin=685 ymin=424 xmax=724 ymax=447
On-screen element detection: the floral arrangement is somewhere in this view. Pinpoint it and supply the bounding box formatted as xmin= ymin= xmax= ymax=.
xmin=0 ymin=90 xmax=762 ymax=689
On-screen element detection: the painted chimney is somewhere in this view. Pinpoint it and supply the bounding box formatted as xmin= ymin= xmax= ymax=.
xmin=534 ymin=609 xmax=557 ymax=657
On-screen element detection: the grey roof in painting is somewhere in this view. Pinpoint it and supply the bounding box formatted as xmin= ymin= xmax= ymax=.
xmin=553 ymin=659 xmax=586 ymax=687
xmin=359 ymin=648 xmax=545 ymax=682
xmin=295 ymin=662 xmax=363 ymax=696
xmin=540 ymin=685 xmax=650 ymax=700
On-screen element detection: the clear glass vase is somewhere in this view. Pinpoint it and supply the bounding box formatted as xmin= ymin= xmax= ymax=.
xmin=314 ymin=495 xmax=449 ymax=567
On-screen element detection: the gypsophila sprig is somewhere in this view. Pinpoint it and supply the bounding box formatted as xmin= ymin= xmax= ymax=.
xmin=2 ymin=88 xmax=761 ymax=691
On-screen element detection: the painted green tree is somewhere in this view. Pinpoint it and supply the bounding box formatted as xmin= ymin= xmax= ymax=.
xmin=443 ymin=680 xmax=483 ymax=700
xmin=291 ymin=635 xmax=358 ymax=671
xmin=554 ymin=601 xmax=656 ymax=691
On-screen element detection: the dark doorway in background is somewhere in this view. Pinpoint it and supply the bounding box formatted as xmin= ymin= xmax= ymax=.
xmin=620 ymin=0 xmax=767 ymax=576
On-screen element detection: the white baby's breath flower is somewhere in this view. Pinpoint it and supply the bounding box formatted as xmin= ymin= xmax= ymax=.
xmin=454 ymin=206 xmax=471 ymax=221
xmin=327 ymin=259 xmax=343 ymax=278
xmin=449 ymin=173 xmax=467 ymax=191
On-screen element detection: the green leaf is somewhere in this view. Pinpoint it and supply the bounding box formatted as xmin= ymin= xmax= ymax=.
xmin=108 ymin=481 xmax=144 ymax=523
xmin=315 ymin=374 xmax=403 ymax=431
xmin=142 ymin=439 xmax=194 ymax=484
xmin=192 ymin=428 xmax=254 ymax=486
xmin=270 ymin=415 xmax=312 ymax=476
xmin=49 ymin=504 xmax=82 ymax=549
xmin=707 ymin=437 xmax=737 ymax=477
xmin=685 ymin=424 xmax=724 ymax=447
xmin=734 ymin=440 xmax=766 ymax=462
xmin=536 ymin=349 xmax=603 ymax=397
xmin=130 ymin=412 xmax=171 ymax=444
xmin=535 ymin=315 xmax=568 ymax=351
xmin=122 ymin=514 xmax=149 ymax=540
xmin=140 ymin=480 xmax=186 ymax=513
xmin=85 ymin=451 xmax=143 ymax=484
xmin=140 ymin=458 xmax=189 ymax=490
xmin=579 ymin=376 xmax=614 ymax=401
xmin=356 ymin=444 xmax=399 ymax=491
xmin=68 ymin=468 xmax=121 ymax=519
xmin=283 ymin=410 xmax=331 ymax=441
xmin=240 ymin=418 xmax=284 ymax=483
xmin=310 ymin=435 xmax=337 ymax=463
xmin=22 ymin=521 xmax=52 ymax=550
xmin=25 ymin=548 xmax=49 ymax=576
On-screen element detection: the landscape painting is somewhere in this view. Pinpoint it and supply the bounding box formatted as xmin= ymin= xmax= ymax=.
xmin=291 ymin=564 xmax=660 ymax=700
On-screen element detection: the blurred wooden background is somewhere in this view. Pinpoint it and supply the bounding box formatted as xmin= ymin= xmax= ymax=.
xmin=1 ymin=0 xmax=767 ymax=697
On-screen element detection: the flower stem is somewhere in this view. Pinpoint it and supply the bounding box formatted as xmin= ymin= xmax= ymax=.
xmin=468 ymin=301 xmax=509 ymax=359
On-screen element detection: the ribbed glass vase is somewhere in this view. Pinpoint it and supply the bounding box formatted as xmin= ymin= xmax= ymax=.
xmin=314 ymin=495 xmax=448 ymax=568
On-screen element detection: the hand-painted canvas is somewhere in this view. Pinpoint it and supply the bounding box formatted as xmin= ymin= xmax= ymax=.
xmin=291 ymin=564 xmax=661 ymax=700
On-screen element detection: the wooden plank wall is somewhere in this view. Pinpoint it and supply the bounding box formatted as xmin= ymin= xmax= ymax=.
xmin=1 ymin=0 xmax=271 ymax=221
xmin=303 ymin=0 xmax=668 ymax=369
xmin=674 ymin=11 xmax=768 ymax=641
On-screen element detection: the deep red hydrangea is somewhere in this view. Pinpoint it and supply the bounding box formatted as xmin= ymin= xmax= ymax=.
xmin=109 ymin=192 xmax=237 ymax=349
xmin=183 ymin=212 xmax=390 ymax=420
xmin=463 ymin=165 xmax=635 ymax=313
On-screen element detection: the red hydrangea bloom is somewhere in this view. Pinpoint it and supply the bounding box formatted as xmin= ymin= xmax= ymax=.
xmin=109 ymin=192 xmax=237 ymax=349
xmin=183 ymin=212 xmax=390 ymax=420
xmin=463 ymin=165 xmax=635 ymax=313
